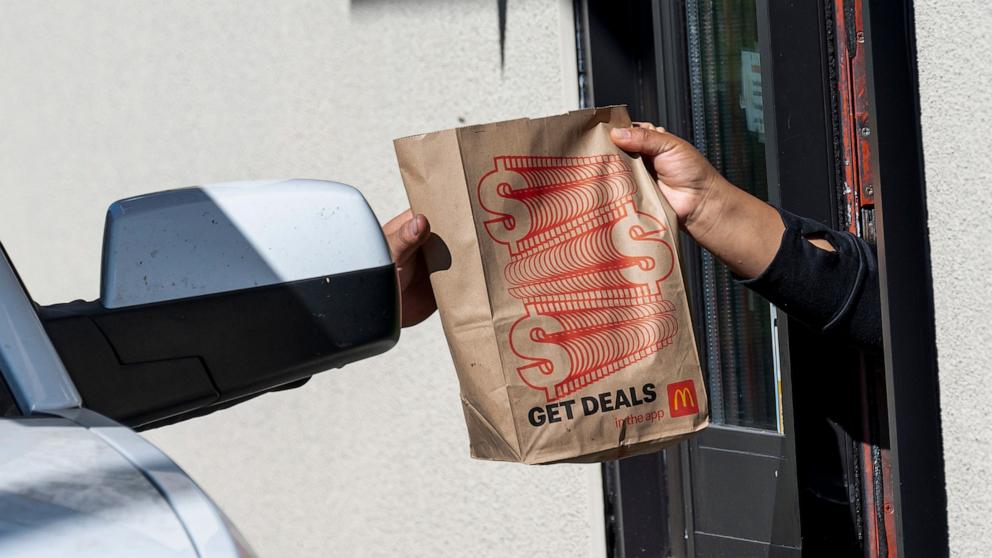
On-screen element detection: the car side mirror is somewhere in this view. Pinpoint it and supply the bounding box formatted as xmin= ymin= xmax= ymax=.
xmin=39 ymin=179 xmax=399 ymax=429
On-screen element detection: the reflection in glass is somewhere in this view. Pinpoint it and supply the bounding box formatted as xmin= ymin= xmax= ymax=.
xmin=687 ymin=0 xmax=781 ymax=431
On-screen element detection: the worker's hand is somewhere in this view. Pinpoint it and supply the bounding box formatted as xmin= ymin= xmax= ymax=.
xmin=610 ymin=123 xmax=724 ymax=228
xmin=383 ymin=210 xmax=437 ymax=327
xmin=614 ymin=123 xmax=786 ymax=278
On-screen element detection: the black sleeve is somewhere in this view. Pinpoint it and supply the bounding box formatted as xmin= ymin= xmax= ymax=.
xmin=736 ymin=208 xmax=882 ymax=352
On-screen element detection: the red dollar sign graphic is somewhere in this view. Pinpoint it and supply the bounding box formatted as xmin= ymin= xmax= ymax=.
xmin=510 ymin=313 xmax=572 ymax=401
xmin=477 ymin=167 xmax=531 ymax=252
xmin=476 ymin=155 xmax=682 ymax=401
xmin=610 ymin=209 xmax=675 ymax=295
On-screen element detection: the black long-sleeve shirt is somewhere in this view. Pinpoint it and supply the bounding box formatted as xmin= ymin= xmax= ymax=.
xmin=737 ymin=208 xmax=882 ymax=351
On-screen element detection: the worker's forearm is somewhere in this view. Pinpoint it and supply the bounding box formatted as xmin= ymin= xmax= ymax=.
xmin=683 ymin=176 xmax=785 ymax=279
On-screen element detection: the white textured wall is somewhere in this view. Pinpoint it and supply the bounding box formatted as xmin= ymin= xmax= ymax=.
xmin=914 ymin=1 xmax=992 ymax=556
xmin=0 ymin=1 xmax=603 ymax=557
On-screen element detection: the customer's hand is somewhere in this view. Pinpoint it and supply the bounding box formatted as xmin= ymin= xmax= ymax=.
xmin=383 ymin=210 xmax=437 ymax=327
xmin=610 ymin=123 xmax=722 ymax=228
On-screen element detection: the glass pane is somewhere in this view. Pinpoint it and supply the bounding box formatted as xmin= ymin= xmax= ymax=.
xmin=686 ymin=0 xmax=781 ymax=431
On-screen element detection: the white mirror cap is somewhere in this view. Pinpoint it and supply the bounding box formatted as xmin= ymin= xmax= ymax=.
xmin=100 ymin=179 xmax=392 ymax=309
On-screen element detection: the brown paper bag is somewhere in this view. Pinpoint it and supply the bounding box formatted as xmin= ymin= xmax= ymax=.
xmin=395 ymin=106 xmax=708 ymax=464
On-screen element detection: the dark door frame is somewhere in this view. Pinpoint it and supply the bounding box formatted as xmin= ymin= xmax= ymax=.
xmin=576 ymin=2 xmax=688 ymax=554
xmin=862 ymin=1 xmax=947 ymax=556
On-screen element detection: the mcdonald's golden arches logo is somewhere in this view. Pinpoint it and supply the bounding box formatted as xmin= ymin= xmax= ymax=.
xmin=667 ymin=380 xmax=699 ymax=417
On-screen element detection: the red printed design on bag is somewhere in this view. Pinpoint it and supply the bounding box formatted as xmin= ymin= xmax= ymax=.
xmin=667 ymin=380 xmax=699 ymax=417
xmin=477 ymin=155 xmax=680 ymax=401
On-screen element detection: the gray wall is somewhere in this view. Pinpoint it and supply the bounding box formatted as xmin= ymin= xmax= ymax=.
xmin=914 ymin=1 xmax=992 ymax=556
xmin=0 ymin=1 xmax=604 ymax=556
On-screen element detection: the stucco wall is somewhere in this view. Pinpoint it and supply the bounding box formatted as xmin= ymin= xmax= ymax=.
xmin=913 ymin=1 xmax=992 ymax=556
xmin=0 ymin=1 xmax=603 ymax=556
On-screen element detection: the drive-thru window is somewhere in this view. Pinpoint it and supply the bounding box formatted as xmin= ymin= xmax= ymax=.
xmin=578 ymin=1 xmax=943 ymax=556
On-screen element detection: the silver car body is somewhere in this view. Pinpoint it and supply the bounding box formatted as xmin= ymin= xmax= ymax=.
xmin=0 ymin=246 xmax=254 ymax=558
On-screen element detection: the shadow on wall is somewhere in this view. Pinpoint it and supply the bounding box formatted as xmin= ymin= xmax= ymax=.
xmin=349 ymin=0 xmax=509 ymax=69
